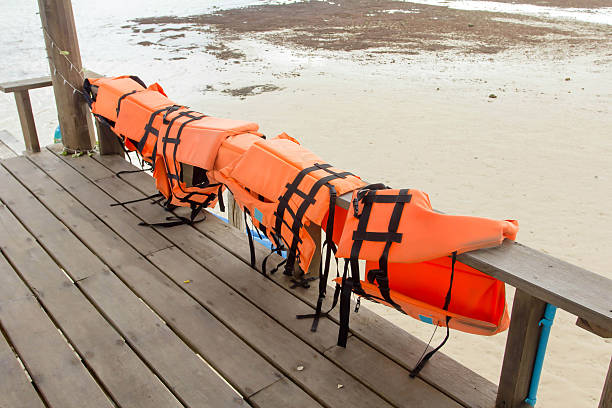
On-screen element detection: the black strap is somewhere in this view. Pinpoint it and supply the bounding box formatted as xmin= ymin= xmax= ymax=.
xmin=275 ymin=163 xmax=351 ymax=277
xmin=410 ymin=251 xmax=457 ymax=377
xmin=116 ymin=90 xmax=137 ymax=117
xmin=110 ymin=192 xmax=162 ymax=207
xmin=295 ymin=185 xmax=338 ymax=331
xmin=136 ymin=106 xmax=173 ymax=153
xmin=244 ymin=211 xmax=256 ymax=268
xmin=337 ymin=260 xmax=355 ymax=347
xmin=115 ymin=166 xmax=152 ymax=179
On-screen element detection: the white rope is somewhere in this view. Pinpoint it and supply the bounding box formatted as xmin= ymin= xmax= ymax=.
xmin=47 ymin=57 xmax=84 ymax=97
xmin=41 ymin=27 xmax=86 ymax=80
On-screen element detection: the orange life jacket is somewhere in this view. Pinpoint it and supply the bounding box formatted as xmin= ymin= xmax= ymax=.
xmin=84 ymin=76 xmax=261 ymax=224
xmin=215 ymin=134 xmax=366 ymax=275
xmin=326 ymin=184 xmax=517 ymax=374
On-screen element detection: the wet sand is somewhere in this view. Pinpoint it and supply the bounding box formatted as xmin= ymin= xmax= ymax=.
xmin=132 ymin=0 xmax=610 ymax=55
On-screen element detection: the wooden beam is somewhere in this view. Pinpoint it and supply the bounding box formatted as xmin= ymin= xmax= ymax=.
xmin=0 ymin=76 xmax=52 ymax=93
xmin=601 ymin=357 xmax=611 ymax=408
xmin=228 ymin=192 xmax=244 ymax=231
xmin=37 ymin=0 xmax=94 ymax=151
xmin=496 ymin=289 xmax=547 ymax=408
xmin=13 ymin=91 xmax=40 ymax=153
xmin=576 ymin=317 xmax=612 ymax=339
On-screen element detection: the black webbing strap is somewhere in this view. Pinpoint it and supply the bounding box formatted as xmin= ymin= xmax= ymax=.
xmin=410 ymin=251 xmax=457 ymax=378
xmin=366 ymin=189 xmax=411 ymax=311
xmin=115 ymin=166 xmax=152 ymax=179
xmin=217 ymin=185 xmax=225 ymax=212
xmin=244 ymin=211 xmax=256 ymax=268
xmin=295 ymin=185 xmax=337 ymax=331
xmin=337 ymin=259 xmax=356 ymax=347
xmin=116 ymin=90 xmax=137 ymax=117
xmin=110 ymin=192 xmax=162 ymax=207
xmin=275 ymin=164 xmax=351 ymax=276
xmin=138 ymin=201 xmax=205 ymax=228
xmin=284 ymin=172 xmax=349 ymax=276
xmin=136 ymin=106 xmax=174 ymax=153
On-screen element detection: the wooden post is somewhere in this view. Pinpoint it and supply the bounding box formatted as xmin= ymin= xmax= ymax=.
xmin=496 ymin=289 xmax=548 ymax=408
xmin=601 ymin=357 xmax=612 ymax=408
xmin=306 ymin=224 xmax=321 ymax=276
xmin=227 ymin=193 xmax=244 ymax=231
xmin=96 ymin=122 xmax=124 ymax=156
xmin=38 ymin=0 xmax=94 ymax=152
xmin=14 ymin=91 xmax=40 ymax=153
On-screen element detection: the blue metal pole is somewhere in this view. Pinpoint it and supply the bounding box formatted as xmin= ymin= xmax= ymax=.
xmin=525 ymin=303 xmax=557 ymax=406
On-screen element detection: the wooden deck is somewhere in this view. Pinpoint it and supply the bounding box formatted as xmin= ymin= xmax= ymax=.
xmin=0 ymin=144 xmax=499 ymax=408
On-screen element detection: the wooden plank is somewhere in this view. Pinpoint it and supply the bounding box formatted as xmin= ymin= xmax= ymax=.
xmin=0 ymin=76 xmax=52 ymax=93
xmin=19 ymin=153 xmax=285 ymax=399
xmin=249 ymin=378 xmax=322 ymax=408
xmin=0 ymin=257 xmax=46 ymax=408
xmin=0 ymin=201 xmax=182 ymax=408
xmin=601 ymin=357 xmax=612 ymax=408
xmin=37 ymin=0 xmax=93 ymax=151
xmin=29 ymin=151 xmax=171 ymax=256
xmin=457 ymin=242 xmax=612 ymax=334
xmin=54 ymin=152 xmax=461 ymax=408
xmin=14 ymin=90 xmax=40 ymax=153
xmin=0 ymin=252 xmax=113 ymax=408
xmin=0 ymin=131 xmax=18 ymax=159
xmin=576 ymin=317 xmax=612 ymax=339
xmin=90 ymin=151 xmax=496 ymax=408
xmin=0 ymin=158 xmax=251 ymax=407
xmin=228 ymin=192 xmax=244 ymax=231
xmin=496 ymin=289 xmax=547 ymax=408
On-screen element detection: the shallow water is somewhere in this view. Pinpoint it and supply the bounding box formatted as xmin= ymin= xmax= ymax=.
xmin=403 ymin=0 xmax=612 ymax=25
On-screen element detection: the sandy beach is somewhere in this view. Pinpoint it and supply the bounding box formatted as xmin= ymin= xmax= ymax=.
xmin=1 ymin=0 xmax=611 ymax=406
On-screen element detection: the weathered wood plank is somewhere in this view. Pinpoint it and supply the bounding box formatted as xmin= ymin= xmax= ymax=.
xmin=0 ymin=250 xmax=113 ymax=408
xmin=21 ymin=153 xmax=286 ymax=400
xmin=29 ymin=150 xmax=171 ymax=256
xmin=1 ymin=157 xmax=251 ymax=407
xmin=14 ymin=90 xmax=40 ymax=153
xmin=457 ymin=242 xmax=612 ymax=334
xmin=53 ymin=151 xmax=463 ymax=408
xmin=0 ymin=201 xmax=182 ymax=408
xmin=0 ymin=257 xmax=46 ymax=408
xmin=496 ymin=289 xmax=547 ymax=408
xmin=0 ymin=76 xmax=52 ymax=93
xmin=601 ymin=357 xmax=612 ymax=408
xmin=249 ymin=378 xmax=322 ymax=408
xmin=0 ymin=131 xmax=18 ymax=159
xmin=576 ymin=317 xmax=612 ymax=339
